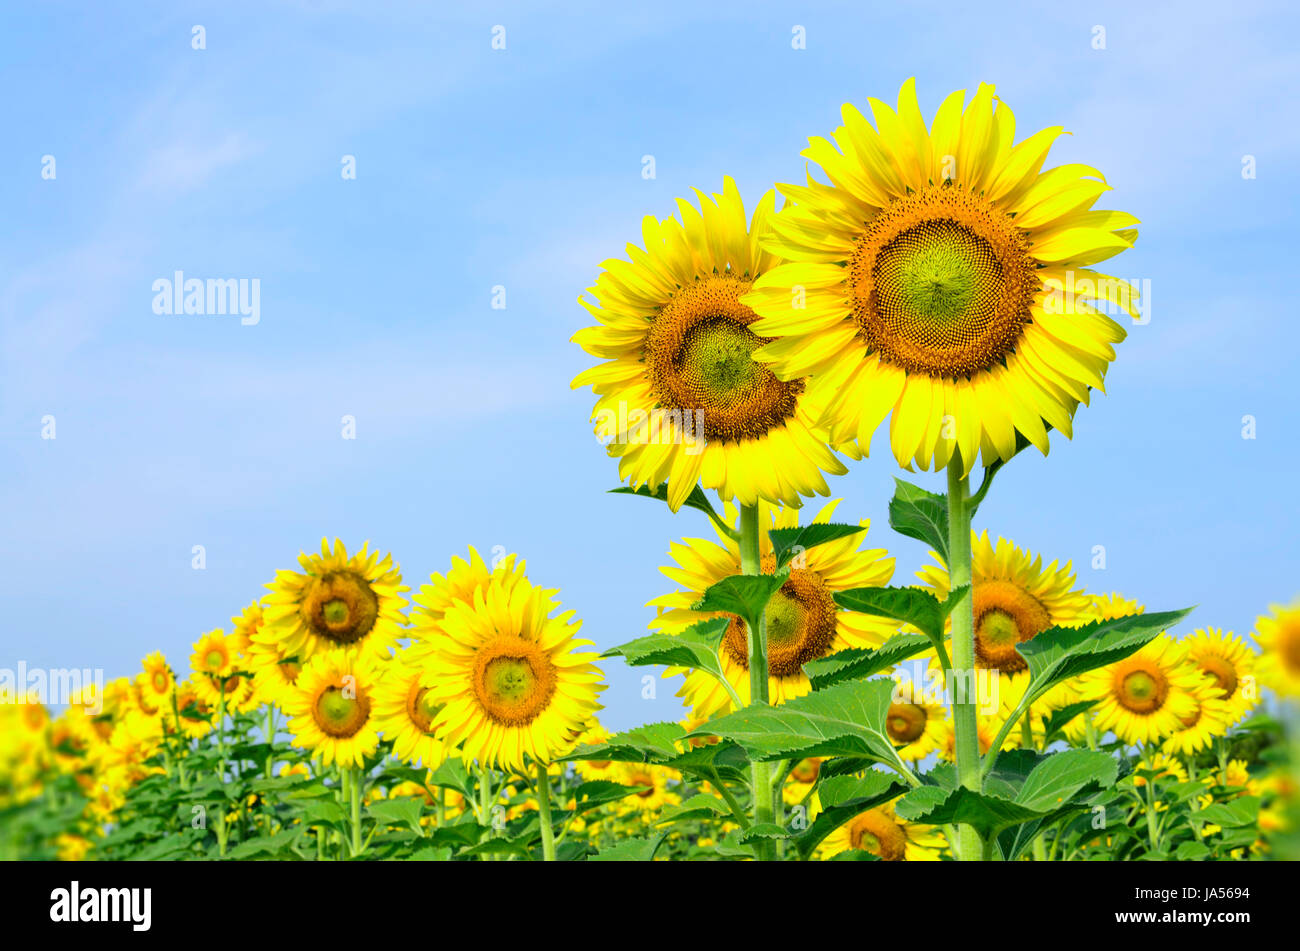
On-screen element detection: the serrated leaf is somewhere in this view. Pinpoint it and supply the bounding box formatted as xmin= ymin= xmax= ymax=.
xmin=804 ymin=633 xmax=931 ymax=690
xmin=226 ymin=828 xmax=302 ymax=859
xmin=685 ymin=678 xmax=910 ymax=776
xmin=559 ymin=721 xmax=686 ymax=765
xmin=1195 ymin=796 xmax=1260 ymax=828
xmin=1015 ymin=750 xmax=1117 ymax=812
xmin=767 ymin=522 xmax=866 ymax=570
xmin=693 ymin=574 xmax=784 ymax=628
xmin=888 ymin=478 xmax=949 ymax=559
xmin=568 ymin=780 xmax=645 ymax=816
xmin=602 ymin=619 xmax=729 ymax=686
xmin=589 ymin=833 xmax=664 ymax=861
xmin=895 ymin=786 xmax=1041 ymax=840
xmin=658 ymin=793 xmax=731 ymax=824
xmin=834 ymin=587 xmax=944 ymax=640
xmin=367 ymin=797 xmax=425 ymax=837
xmin=740 ymin=822 xmax=788 ymax=842
xmin=1018 ymin=608 xmax=1194 ymax=700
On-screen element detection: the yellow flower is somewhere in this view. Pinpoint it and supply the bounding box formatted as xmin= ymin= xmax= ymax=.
xmin=650 ymin=498 xmax=897 ymax=718
xmin=571 ymin=176 xmax=847 ymax=511
xmin=263 ymin=538 xmax=408 ymax=664
xmin=371 ymin=649 xmax=446 ymax=768
xmin=283 ymin=653 xmax=382 ymax=768
xmin=918 ymin=531 xmax=1089 ymax=679
xmin=1252 ymin=600 xmax=1300 ymax=698
xmin=1077 ymin=634 xmax=1203 ymax=745
xmin=743 ymin=79 xmax=1138 ymax=474
xmin=1181 ymin=627 xmax=1258 ymax=724
xmin=884 ymin=677 xmax=947 ymax=762
xmin=407 ymin=546 xmax=528 ymax=666
xmin=135 ymin=652 xmax=176 ymax=714
xmin=190 ymin=628 xmax=237 ymax=680
xmin=822 ymin=798 xmax=944 ymax=861
xmin=421 ymin=568 xmax=605 ymax=771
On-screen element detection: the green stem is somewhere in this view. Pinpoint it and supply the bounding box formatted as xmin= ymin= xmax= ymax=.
xmin=739 ymin=502 xmax=776 ymax=860
xmin=263 ymin=705 xmax=276 ymax=780
xmin=536 ymin=761 xmax=557 ymax=861
xmin=946 ymin=457 xmax=984 ymax=862
xmin=349 ymin=765 xmax=363 ymax=858
xmin=1021 ymin=713 xmax=1048 ymax=860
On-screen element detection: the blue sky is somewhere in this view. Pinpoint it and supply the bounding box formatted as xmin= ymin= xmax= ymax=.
xmin=2 ymin=1 xmax=1297 ymax=730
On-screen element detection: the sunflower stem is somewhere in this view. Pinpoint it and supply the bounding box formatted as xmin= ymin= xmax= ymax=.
xmin=739 ymin=501 xmax=776 ymax=860
xmin=536 ymin=760 xmax=557 ymax=861
xmin=349 ymin=765 xmax=363 ymax=858
xmin=946 ymin=457 xmax=985 ymax=862
xmin=263 ymin=705 xmax=276 ymax=780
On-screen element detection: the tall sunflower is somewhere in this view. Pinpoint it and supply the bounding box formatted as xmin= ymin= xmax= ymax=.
xmin=917 ymin=531 xmax=1089 ymax=678
xmin=743 ymin=79 xmax=1139 ymax=473
xmin=420 ymin=570 xmax=605 ymax=771
xmin=1077 ymin=633 xmax=1203 ymax=746
xmin=649 ymin=499 xmax=897 ymax=718
xmin=283 ymin=652 xmax=381 ymax=768
xmin=571 ymin=176 xmax=847 ymax=511
xmin=407 ymin=546 xmax=528 ymax=665
xmin=1253 ymin=601 xmax=1300 ymax=698
xmin=262 ymin=539 xmax=408 ymax=664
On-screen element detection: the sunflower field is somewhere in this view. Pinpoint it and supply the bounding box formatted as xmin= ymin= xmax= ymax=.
xmin=3 ymin=80 xmax=1298 ymax=864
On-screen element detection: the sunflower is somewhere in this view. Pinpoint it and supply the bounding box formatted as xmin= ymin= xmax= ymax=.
xmin=822 ymin=798 xmax=944 ymax=860
xmin=136 ymin=652 xmax=175 ymax=712
xmin=263 ymin=538 xmax=408 ymax=664
xmin=283 ymin=652 xmax=382 ymax=768
xmin=1077 ymin=634 xmax=1203 ymax=746
xmin=372 ymin=649 xmax=446 ymax=768
xmin=166 ymin=677 xmax=214 ymax=739
xmin=407 ymin=546 xmax=528 ymax=664
xmin=572 ymin=721 xmax=617 ymax=783
xmin=743 ymin=79 xmax=1139 ymax=474
xmin=420 ymin=569 xmax=605 ymax=771
xmin=885 ymin=677 xmax=947 ymax=761
xmin=1160 ymin=671 xmax=1235 ymax=757
xmin=1131 ymin=751 xmax=1188 ymax=789
xmin=918 ymin=531 xmax=1089 ymax=679
xmin=616 ymin=763 xmax=676 ymax=815
xmin=190 ymin=629 xmax=237 ymax=681
xmin=244 ymin=629 xmax=304 ymax=707
xmin=650 ymin=498 xmax=897 ymax=718
xmin=571 ymin=176 xmax=847 ymax=511
xmin=1180 ymin=628 xmax=1258 ymax=725
xmin=1253 ymin=601 xmax=1300 ymax=697
xmin=229 ymin=601 xmax=264 ymax=656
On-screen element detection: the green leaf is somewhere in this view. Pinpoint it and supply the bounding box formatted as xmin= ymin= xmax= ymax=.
xmin=610 ymin=484 xmax=727 ymax=529
xmin=1174 ymin=840 xmax=1211 ymax=861
xmin=427 ymin=757 xmax=475 ymax=801
xmin=601 ymin=619 xmax=729 ymax=684
xmin=739 ymin=822 xmax=788 ymax=843
xmin=895 ymin=786 xmax=1041 ymax=840
xmin=686 ymin=678 xmax=908 ymax=772
xmin=833 ymin=586 xmax=945 ymax=640
xmin=888 ymin=478 xmax=949 ymax=559
xmin=767 ymin=522 xmax=866 ymax=570
xmin=1040 ymin=700 xmax=1098 ymax=745
xmin=804 ymin=633 xmax=931 ymax=690
xmin=658 ymin=794 xmax=731 ymax=824
xmin=1195 ymin=796 xmax=1260 ymax=828
xmin=226 ymin=829 xmax=302 ymax=859
xmin=560 ymin=721 xmax=686 ymax=766
xmin=589 ymin=834 xmax=665 ymax=861
xmin=1015 ymin=750 xmax=1117 ymax=812
xmin=568 ymin=781 xmax=645 ymax=816
xmin=299 ymin=799 xmax=349 ymax=828
xmin=367 ymin=797 xmax=426 ymax=837
xmin=693 ymin=574 xmax=784 ymax=629
xmin=1018 ymin=608 xmax=1195 ymax=700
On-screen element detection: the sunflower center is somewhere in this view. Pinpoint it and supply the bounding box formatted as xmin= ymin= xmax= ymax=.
xmin=886 ymin=703 xmax=928 ymax=744
xmin=848 ymin=185 xmax=1038 ymax=378
xmin=644 ymin=274 xmax=804 ymax=442
xmin=722 ymin=568 xmax=838 ymax=677
xmin=311 ymin=683 xmax=371 ymax=738
xmin=471 ymin=637 xmax=558 ymax=727
xmin=972 ymin=580 xmax=1052 ymax=673
xmin=1117 ymin=667 xmax=1169 ymax=714
xmin=205 ymin=649 xmax=225 ymax=670
xmin=301 ymin=571 xmax=380 ymax=646
xmin=1196 ymin=656 xmax=1239 ymax=699
xmin=405 ymin=682 xmax=441 ymax=733
xmin=151 ymin=672 xmax=168 ymax=693
xmin=847 ymin=809 xmax=907 ymax=861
